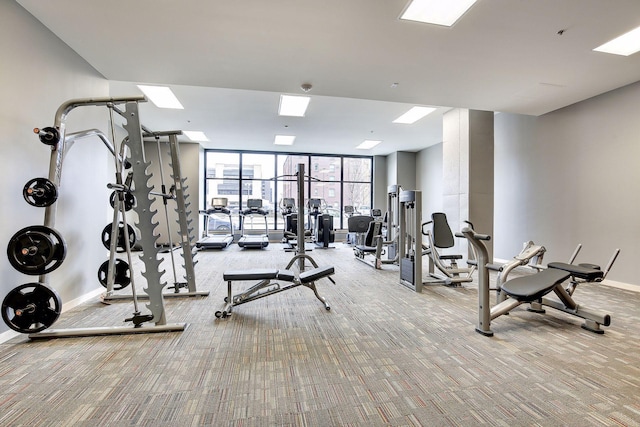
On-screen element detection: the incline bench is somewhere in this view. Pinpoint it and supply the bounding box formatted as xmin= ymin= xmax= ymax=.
xmin=216 ymin=266 xmax=335 ymax=318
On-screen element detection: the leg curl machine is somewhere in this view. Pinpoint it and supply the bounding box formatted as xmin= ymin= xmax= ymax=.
xmin=460 ymin=227 xmax=620 ymax=336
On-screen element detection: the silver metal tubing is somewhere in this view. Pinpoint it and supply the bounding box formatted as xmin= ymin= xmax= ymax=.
xmin=568 ymin=244 xmax=582 ymax=264
xmin=142 ymin=130 xmax=183 ymax=138
xmin=602 ymin=249 xmax=621 ymax=279
xmin=460 ymin=227 xmax=493 ymax=336
xmin=296 ymin=163 xmax=307 ymax=271
xmin=54 ymin=96 xmax=146 ymax=128
xmin=28 ymin=323 xmax=186 ymax=340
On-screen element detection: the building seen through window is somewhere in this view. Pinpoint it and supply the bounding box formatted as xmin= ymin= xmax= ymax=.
xmin=204 ymin=151 xmax=372 ymax=230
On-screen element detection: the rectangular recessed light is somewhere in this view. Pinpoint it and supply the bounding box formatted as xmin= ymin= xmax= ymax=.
xmin=356 ymin=140 xmax=382 ymax=150
xmin=136 ymin=85 xmax=184 ymax=109
xmin=393 ymin=106 xmax=437 ymax=124
xmin=278 ymin=95 xmax=311 ymax=117
xmin=274 ymin=135 xmax=296 ymax=145
xmin=594 ymin=25 xmax=640 ymax=56
xmin=183 ymin=131 xmax=209 ymax=142
xmin=400 ymin=0 xmax=477 ymax=27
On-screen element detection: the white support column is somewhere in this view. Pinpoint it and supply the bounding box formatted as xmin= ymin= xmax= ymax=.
xmin=443 ymin=109 xmax=494 ymax=260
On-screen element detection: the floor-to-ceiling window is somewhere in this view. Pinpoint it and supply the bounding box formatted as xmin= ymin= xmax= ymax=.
xmin=204 ymin=150 xmax=372 ymax=230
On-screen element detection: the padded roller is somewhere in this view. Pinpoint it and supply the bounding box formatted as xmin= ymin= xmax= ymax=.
xmin=501 ymin=269 xmax=570 ymax=302
xmin=223 ymin=269 xmax=278 ymax=281
xmin=299 ymin=266 xmax=335 ymax=283
xmin=276 ymin=270 xmax=296 ymax=282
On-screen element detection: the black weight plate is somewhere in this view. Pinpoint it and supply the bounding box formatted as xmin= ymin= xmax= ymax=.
xmin=38 ymin=126 xmax=59 ymax=146
xmin=23 ymin=178 xmax=58 ymax=207
xmin=109 ymin=191 xmax=136 ymax=212
xmin=97 ymin=259 xmax=131 ymax=290
xmin=1 ymin=283 xmax=62 ymax=333
xmin=101 ymin=222 xmax=136 ymax=253
xmin=7 ymin=225 xmax=67 ymax=275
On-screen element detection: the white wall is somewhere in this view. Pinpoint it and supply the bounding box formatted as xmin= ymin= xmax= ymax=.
xmin=415 ymin=143 xmax=443 ymax=219
xmin=494 ymin=82 xmax=640 ymax=285
xmin=372 ymin=155 xmax=387 ymax=211
xmin=0 ymin=1 xmax=110 ymax=334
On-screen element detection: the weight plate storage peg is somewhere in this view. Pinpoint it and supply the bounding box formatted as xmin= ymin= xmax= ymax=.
xmin=109 ymin=190 xmax=136 ymax=212
xmin=1 ymin=283 xmax=62 ymax=333
xmin=101 ymin=222 xmax=136 ymax=252
xmin=23 ymin=177 xmax=58 ymax=207
xmin=97 ymin=259 xmax=131 ymax=290
xmin=7 ymin=225 xmax=67 ymax=275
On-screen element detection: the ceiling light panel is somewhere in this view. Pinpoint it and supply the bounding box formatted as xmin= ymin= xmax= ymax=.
xmin=137 ymin=85 xmax=184 ymax=109
xmin=400 ymin=0 xmax=477 ymax=27
xmin=356 ymin=140 xmax=382 ymax=150
xmin=274 ymin=135 xmax=296 ymax=145
xmin=393 ymin=106 xmax=437 ymax=124
xmin=183 ymin=131 xmax=209 ymax=141
xmin=278 ymin=95 xmax=311 ymax=117
xmin=594 ymin=25 xmax=640 ymax=56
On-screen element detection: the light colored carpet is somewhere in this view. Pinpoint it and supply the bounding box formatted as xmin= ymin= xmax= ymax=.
xmin=1 ymin=243 xmax=639 ymax=426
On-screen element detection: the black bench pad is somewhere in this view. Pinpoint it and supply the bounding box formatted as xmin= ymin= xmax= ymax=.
xmin=224 ymin=269 xmax=295 ymax=282
xmin=355 ymin=245 xmax=377 ymax=253
xmin=299 ymin=266 xmax=335 ymax=283
xmin=501 ymin=269 xmax=570 ymax=302
xmin=548 ymin=262 xmax=604 ymax=281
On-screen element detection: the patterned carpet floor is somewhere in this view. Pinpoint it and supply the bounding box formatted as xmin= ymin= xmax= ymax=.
xmin=1 ymin=243 xmax=639 ymax=426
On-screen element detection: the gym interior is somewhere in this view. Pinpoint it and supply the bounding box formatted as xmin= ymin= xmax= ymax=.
xmin=1 ymin=1 xmax=640 ymax=426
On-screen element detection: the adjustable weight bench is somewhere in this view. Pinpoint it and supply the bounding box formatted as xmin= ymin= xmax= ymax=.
xmin=216 ymin=266 xmax=335 ymax=318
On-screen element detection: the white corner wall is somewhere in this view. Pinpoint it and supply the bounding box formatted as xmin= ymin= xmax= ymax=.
xmin=494 ymin=82 xmax=640 ymax=285
xmin=1 ymin=1 xmax=110 ymax=334
xmin=416 ymin=143 xmax=443 ymax=217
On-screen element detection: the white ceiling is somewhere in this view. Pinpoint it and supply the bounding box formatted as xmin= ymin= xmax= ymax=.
xmin=17 ymin=0 xmax=640 ymax=155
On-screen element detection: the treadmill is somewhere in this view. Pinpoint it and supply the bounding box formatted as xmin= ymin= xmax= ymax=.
xmin=237 ymin=199 xmax=269 ymax=249
xmin=196 ymin=197 xmax=234 ymax=250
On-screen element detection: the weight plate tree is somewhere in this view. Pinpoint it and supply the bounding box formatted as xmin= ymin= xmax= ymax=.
xmin=23 ymin=177 xmax=58 ymax=207
xmin=7 ymin=225 xmax=67 ymax=275
xmin=1 ymin=283 xmax=62 ymax=333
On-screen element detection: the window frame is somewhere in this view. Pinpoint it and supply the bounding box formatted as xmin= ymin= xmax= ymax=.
xmin=204 ymin=149 xmax=373 ymax=230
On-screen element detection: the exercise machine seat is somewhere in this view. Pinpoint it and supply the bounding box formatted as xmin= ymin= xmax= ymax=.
xmin=430 ymin=213 xmax=463 ymax=260
xmin=501 ymin=269 xmax=570 ymax=302
xmin=548 ymin=262 xmax=604 ymax=281
xmin=432 ymin=212 xmax=455 ymax=248
xmin=355 ymin=220 xmax=380 ymax=253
